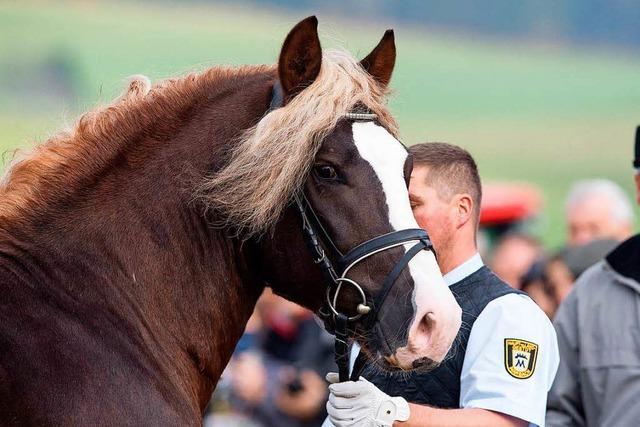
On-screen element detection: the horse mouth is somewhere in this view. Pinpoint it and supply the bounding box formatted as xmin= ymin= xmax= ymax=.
xmin=383 ymin=354 xmax=440 ymax=372
xmin=359 ymin=343 xmax=441 ymax=373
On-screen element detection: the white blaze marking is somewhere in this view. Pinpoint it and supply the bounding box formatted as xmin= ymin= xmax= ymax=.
xmin=351 ymin=122 xmax=414 ymax=231
xmin=350 ymin=121 xmax=451 ymax=324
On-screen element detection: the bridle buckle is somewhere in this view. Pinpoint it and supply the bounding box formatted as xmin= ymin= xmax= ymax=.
xmin=313 ymin=246 xmax=326 ymax=264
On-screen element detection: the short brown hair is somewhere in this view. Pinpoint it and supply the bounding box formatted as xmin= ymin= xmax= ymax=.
xmin=409 ymin=142 xmax=482 ymax=223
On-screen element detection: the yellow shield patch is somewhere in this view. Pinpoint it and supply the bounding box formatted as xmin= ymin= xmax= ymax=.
xmin=504 ymin=338 xmax=538 ymax=379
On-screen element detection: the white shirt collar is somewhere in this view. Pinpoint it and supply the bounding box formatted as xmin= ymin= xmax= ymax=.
xmin=442 ymin=253 xmax=484 ymax=287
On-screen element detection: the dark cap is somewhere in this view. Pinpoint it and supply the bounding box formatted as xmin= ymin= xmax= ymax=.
xmin=555 ymin=239 xmax=619 ymax=279
xmin=634 ymin=125 xmax=640 ymax=168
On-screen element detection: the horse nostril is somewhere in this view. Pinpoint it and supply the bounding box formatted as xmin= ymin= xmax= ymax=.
xmin=419 ymin=312 xmax=436 ymax=335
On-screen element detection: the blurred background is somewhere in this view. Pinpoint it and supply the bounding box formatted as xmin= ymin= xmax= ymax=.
xmin=1 ymin=0 xmax=639 ymax=247
xmin=1 ymin=2 xmax=639 ymax=424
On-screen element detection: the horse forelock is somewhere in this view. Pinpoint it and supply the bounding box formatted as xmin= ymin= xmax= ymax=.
xmin=0 ymin=64 xmax=274 ymax=221
xmin=195 ymin=49 xmax=398 ymax=237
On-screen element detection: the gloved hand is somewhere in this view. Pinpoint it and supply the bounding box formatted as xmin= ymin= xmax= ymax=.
xmin=325 ymin=372 xmax=410 ymax=427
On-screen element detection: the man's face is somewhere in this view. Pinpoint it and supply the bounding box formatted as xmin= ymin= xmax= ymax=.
xmin=408 ymin=166 xmax=456 ymax=253
xmin=566 ymin=194 xmax=630 ymax=246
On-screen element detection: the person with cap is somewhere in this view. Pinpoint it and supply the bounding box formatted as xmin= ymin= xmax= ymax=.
xmin=546 ymin=126 xmax=640 ymax=427
xmin=324 ymin=142 xmax=559 ymax=427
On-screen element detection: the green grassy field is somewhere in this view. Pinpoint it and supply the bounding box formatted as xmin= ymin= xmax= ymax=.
xmin=1 ymin=1 xmax=639 ymax=247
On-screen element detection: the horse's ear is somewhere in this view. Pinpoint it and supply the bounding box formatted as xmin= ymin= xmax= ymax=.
xmin=278 ymin=16 xmax=322 ymax=102
xmin=360 ymin=30 xmax=396 ymax=87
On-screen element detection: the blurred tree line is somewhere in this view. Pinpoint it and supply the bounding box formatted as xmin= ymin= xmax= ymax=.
xmin=228 ymin=0 xmax=640 ymax=50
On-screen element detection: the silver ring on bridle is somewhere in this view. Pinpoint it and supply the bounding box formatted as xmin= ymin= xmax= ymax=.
xmin=326 ymin=239 xmax=426 ymax=321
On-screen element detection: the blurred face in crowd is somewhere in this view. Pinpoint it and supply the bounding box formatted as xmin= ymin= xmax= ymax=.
xmin=491 ymin=236 xmax=541 ymax=289
xmin=566 ymin=193 xmax=632 ymax=246
xmin=545 ymin=258 xmax=575 ymax=304
xmin=523 ymin=279 xmax=557 ymax=319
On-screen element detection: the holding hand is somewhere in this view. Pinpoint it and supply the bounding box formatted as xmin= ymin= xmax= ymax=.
xmin=326 ymin=372 xmax=410 ymax=427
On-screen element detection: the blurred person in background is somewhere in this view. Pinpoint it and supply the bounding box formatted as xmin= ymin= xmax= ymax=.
xmin=520 ymin=261 xmax=557 ymax=319
xmin=491 ymin=232 xmax=543 ymax=289
xmin=544 ymin=239 xmax=618 ymax=306
xmin=325 ymin=143 xmax=558 ymax=427
xmin=546 ymin=126 xmax=640 ymax=427
xmin=206 ymin=289 xmax=335 ymax=427
xmin=511 ymin=238 xmax=618 ymax=321
xmin=565 ymin=179 xmax=633 ymax=246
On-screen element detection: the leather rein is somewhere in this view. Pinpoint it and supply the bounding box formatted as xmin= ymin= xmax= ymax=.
xmin=269 ymin=81 xmax=435 ymax=382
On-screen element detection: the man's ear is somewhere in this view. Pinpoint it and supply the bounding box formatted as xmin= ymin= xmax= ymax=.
xmin=634 ymin=173 xmax=640 ymax=205
xmin=278 ymin=16 xmax=322 ymax=103
xmin=455 ymin=194 xmax=474 ymax=228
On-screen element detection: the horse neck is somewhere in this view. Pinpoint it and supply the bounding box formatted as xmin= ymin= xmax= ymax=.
xmin=2 ymin=70 xmax=274 ymax=409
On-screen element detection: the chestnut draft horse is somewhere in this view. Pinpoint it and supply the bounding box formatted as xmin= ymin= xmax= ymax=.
xmin=0 ymin=17 xmax=461 ymax=425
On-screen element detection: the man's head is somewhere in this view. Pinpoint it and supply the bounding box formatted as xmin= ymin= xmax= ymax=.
xmin=565 ymin=179 xmax=633 ymax=246
xmin=408 ymin=142 xmax=481 ymax=271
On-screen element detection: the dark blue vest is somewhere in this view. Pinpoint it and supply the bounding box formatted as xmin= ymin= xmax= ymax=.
xmin=354 ymin=266 xmax=523 ymax=408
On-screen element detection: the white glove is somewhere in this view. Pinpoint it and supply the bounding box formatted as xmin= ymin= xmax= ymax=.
xmin=326 ymin=372 xmax=410 ymax=427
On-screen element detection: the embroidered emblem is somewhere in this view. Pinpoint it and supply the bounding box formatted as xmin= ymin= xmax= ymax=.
xmin=504 ymin=338 xmax=538 ymax=379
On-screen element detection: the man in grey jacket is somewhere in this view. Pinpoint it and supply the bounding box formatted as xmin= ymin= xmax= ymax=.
xmin=546 ymin=126 xmax=640 ymax=427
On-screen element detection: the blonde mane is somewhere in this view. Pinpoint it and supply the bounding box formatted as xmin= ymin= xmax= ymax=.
xmin=0 ymin=64 xmax=272 ymax=220
xmin=196 ymin=49 xmax=398 ymax=237
xmin=0 ymin=50 xmax=397 ymax=234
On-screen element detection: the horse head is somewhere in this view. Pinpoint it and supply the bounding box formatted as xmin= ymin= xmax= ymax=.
xmin=252 ymin=17 xmax=462 ymax=371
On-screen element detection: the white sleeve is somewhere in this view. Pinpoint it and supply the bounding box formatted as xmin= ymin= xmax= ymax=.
xmin=460 ymin=294 xmax=559 ymax=427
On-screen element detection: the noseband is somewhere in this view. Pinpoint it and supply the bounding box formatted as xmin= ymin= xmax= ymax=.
xmin=270 ymin=81 xmax=435 ymax=381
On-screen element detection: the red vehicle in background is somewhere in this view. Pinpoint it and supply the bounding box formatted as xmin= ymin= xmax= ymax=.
xmin=479 ymin=182 xmax=543 ymax=250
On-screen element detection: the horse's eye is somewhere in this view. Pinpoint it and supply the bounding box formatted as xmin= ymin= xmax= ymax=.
xmin=314 ymin=164 xmax=338 ymax=181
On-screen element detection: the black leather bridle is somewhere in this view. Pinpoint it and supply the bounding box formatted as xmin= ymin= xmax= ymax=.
xmin=270 ymin=82 xmax=435 ymax=381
